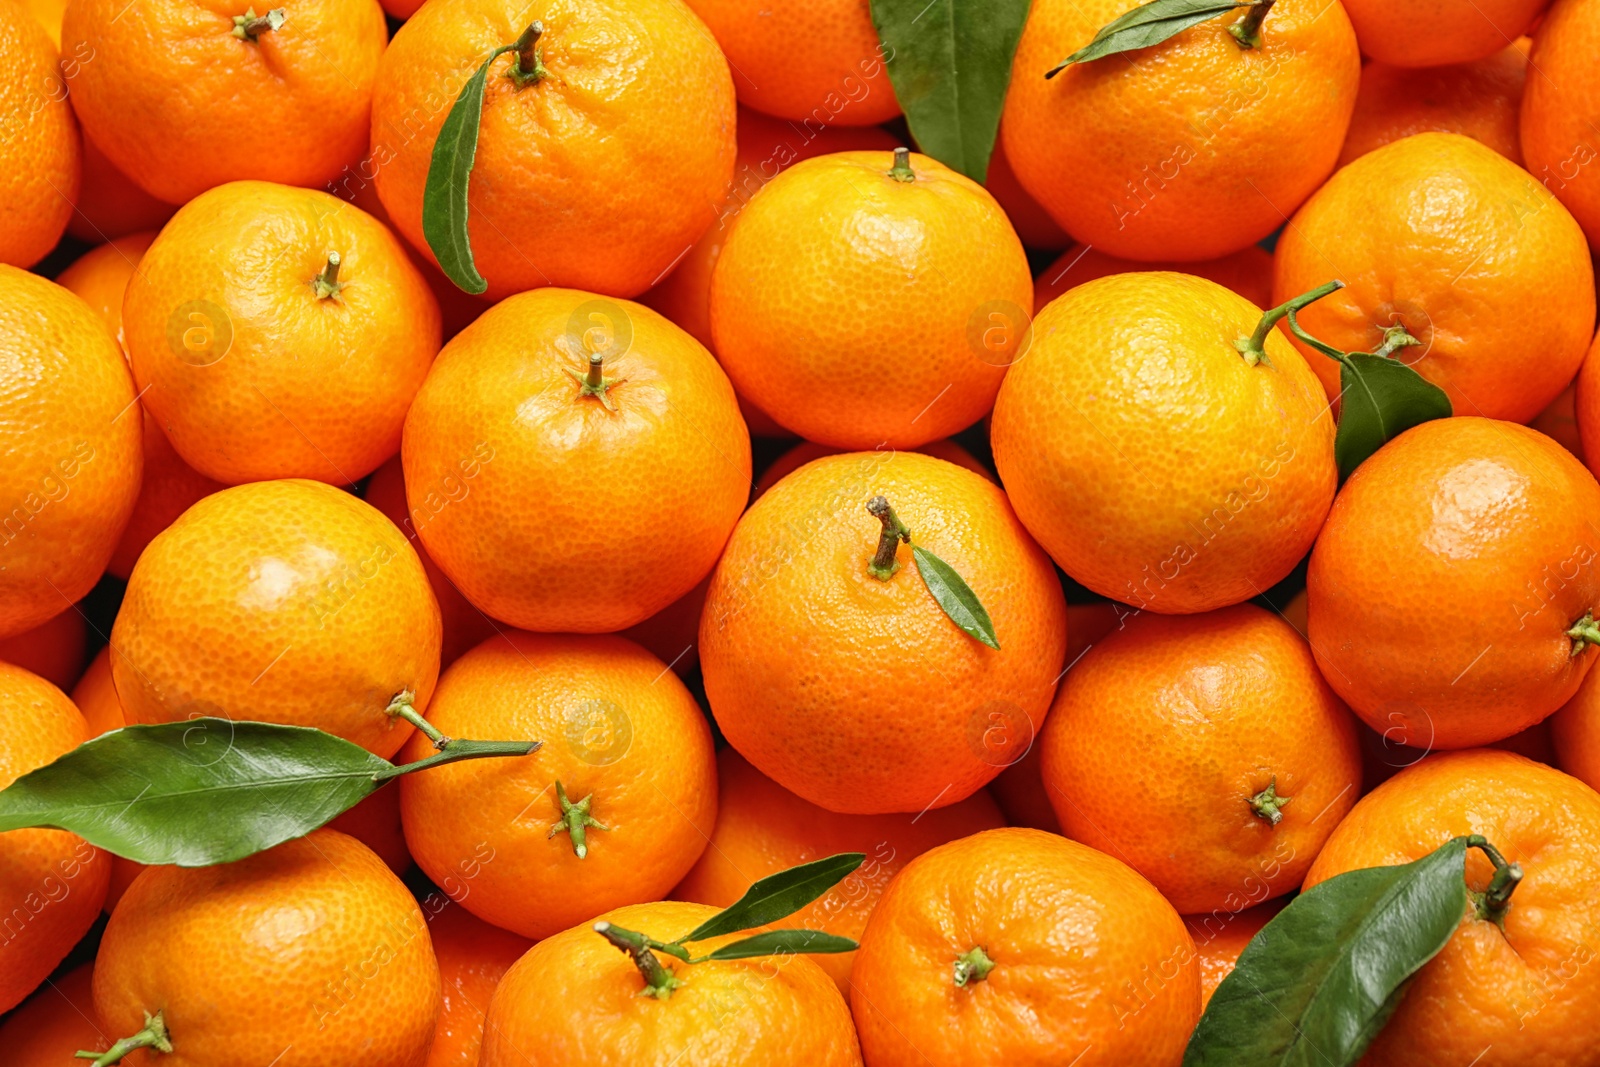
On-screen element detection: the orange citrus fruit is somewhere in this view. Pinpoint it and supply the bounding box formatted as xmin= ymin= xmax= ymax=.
xmin=1274 ymin=133 xmax=1594 ymax=421
xmin=710 ymin=149 xmax=1032 ymax=449
xmin=1342 ymin=0 xmax=1549 ymax=66
xmin=1552 ymin=662 xmax=1600 ymax=790
xmin=991 ymin=272 xmax=1336 ymax=614
xmin=1185 ymin=899 xmax=1286 ymax=1009
xmin=0 ymin=661 xmax=111 ymax=1013
xmin=111 ymin=479 xmax=442 ymax=758
xmin=372 ymin=0 xmax=736 ymax=301
xmin=61 ymin=0 xmax=386 ymax=203
xmin=984 ymin=141 xmax=1068 ymax=250
xmin=0 ymin=965 xmax=114 ymax=1065
xmin=1521 ymin=0 xmax=1600 ymax=247
xmin=850 ymin=827 xmax=1200 ymax=1067
xmin=0 ymin=0 xmax=77 ymax=267
xmin=420 ymin=897 xmax=531 ymax=1067
xmin=752 ymin=438 xmax=992 ymax=497
xmin=1339 ymin=44 xmax=1529 ymax=167
xmin=1033 ymin=243 xmax=1274 ymax=313
xmin=681 ymin=0 xmax=898 ymax=124
xmin=1001 ymin=0 xmax=1359 ymax=261
xmin=67 ymin=136 xmax=176 ymax=244
xmin=481 ymin=899 xmax=862 ymax=1067
xmin=402 ymin=287 xmax=750 ymax=633
xmin=0 ymin=266 xmax=141 ymax=640
xmin=94 ymin=829 xmax=441 ymax=1067
xmin=1305 ymin=750 xmax=1600 ymax=1066
xmin=0 ymin=606 xmax=86 ymax=691
xmin=399 ymin=632 xmax=716 ymax=941
xmin=1039 ymin=604 xmax=1362 ymax=913
xmin=702 ymin=451 xmax=1067 ymax=815
xmin=123 ymin=180 xmax=442 ymax=486
xmin=1307 ymin=417 xmax=1600 ymax=749
xmin=674 ymin=748 xmax=1006 ymax=991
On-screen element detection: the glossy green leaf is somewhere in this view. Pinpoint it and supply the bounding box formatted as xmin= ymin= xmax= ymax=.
xmin=682 ymin=853 xmax=865 ymax=943
xmin=869 ymin=0 xmax=1032 ymax=181
xmin=423 ymin=43 xmax=518 ymax=295
xmin=1333 ymin=352 xmax=1452 ymax=481
xmin=1046 ymin=0 xmax=1254 ymax=73
xmin=913 ymin=545 xmax=1000 ymax=649
xmin=697 ymin=929 xmax=860 ymax=962
xmin=1183 ymin=836 xmax=1472 ymax=1067
xmin=0 ymin=720 xmax=390 ymax=866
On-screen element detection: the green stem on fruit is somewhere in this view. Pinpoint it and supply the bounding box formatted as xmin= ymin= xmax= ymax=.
xmin=1248 ymin=776 xmax=1292 ymax=826
xmin=387 ymin=689 xmax=448 ymax=749
xmin=508 ymin=21 xmax=549 ymax=87
xmin=1227 ymin=0 xmax=1275 ymax=49
xmin=888 ymin=146 xmax=915 ymax=183
xmin=953 ymin=946 xmax=996 ymax=987
xmin=1565 ymin=613 xmax=1600 ymax=655
xmin=548 ymin=780 xmax=610 ymax=859
xmin=595 ymin=922 xmax=686 ymax=999
xmin=866 ymin=496 xmax=911 ymax=581
xmin=1372 ymin=322 xmax=1420 ymax=359
xmin=563 ymin=353 xmax=624 ymax=412
xmin=75 ymin=1011 xmax=172 ymax=1065
xmin=1465 ymin=835 xmax=1522 ymax=926
xmin=312 ymin=252 xmax=344 ymax=300
xmin=374 ymin=692 xmax=539 ymax=780
xmin=231 ymin=6 xmax=283 ymax=39
xmin=1234 ymin=279 xmax=1343 ymax=367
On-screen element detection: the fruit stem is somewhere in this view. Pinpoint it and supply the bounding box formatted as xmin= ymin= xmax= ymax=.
xmin=508 ymin=21 xmax=549 ymax=87
xmin=953 ymin=946 xmax=995 ymax=987
xmin=1465 ymin=835 xmax=1523 ymax=926
xmin=594 ymin=922 xmax=685 ymax=999
xmin=547 ymin=780 xmax=610 ymax=859
xmin=1248 ymin=776 xmax=1292 ymax=826
xmin=1227 ymin=0 xmax=1275 ymax=49
xmin=1372 ymin=322 xmax=1420 ymax=360
xmin=865 ymin=496 xmax=911 ymax=581
xmin=387 ymin=689 xmax=448 ymax=749
xmin=1566 ymin=613 xmax=1600 ymax=655
xmin=563 ymin=353 xmax=624 ymax=412
xmin=1234 ymin=279 xmax=1343 ymax=367
xmin=231 ymin=6 xmax=283 ymax=39
xmin=312 ymin=252 xmax=344 ymax=300
xmin=75 ymin=1011 xmax=172 ymax=1065
xmin=888 ymin=147 xmax=915 ymax=183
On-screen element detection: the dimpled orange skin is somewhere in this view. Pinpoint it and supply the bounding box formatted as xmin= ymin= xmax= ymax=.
xmin=1343 ymin=0 xmax=1549 ymax=67
xmin=700 ymin=451 xmax=1068 ymax=815
xmin=1274 ymin=134 xmax=1595 ymax=421
xmin=1310 ymin=418 xmax=1600 ymax=750
xmin=402 ymin=287 xmax=750 ymax=633
xmin=482 ymin=900 xmax=863 ymax=1067
xmin=674 ymin=748 xmax=1006 ymax=992
xmin=681 ymin=0 xmax=896 ymax=125
xmin=642 ymin=108 xmax=900 ymax=353
xmin=110 ymin=479 xmax=442 ymax=758
xmin=1033 ymin=244 xmax=1273 ymax=313
xmin=123 ymin=181 xmax=442 ymax=486
xmin=0 ymin=267 xmax=142 ymax=640
xmin=1305 ymin=751 xmax=1600 ymax=1067
xmin=0 ymin=607 xmax=86 ymax=690
xmin=1338 ymin=45 xmax=1528 ymax=168
xmin=0 ymin=0 xmax=78 ymax=267
xmin=1522 ymin=0 xmax=1600 ymax=248
xmin=94 ymin=830 xmax=441 ymax=1067
xmin=1185 ymin=900 xmax=1285 ymax=1009
xmin=1001 ymin=0 xmax=1358 ymax=262
xmin=61 ymin=0 xmax=385 ymax=205
xmin=991 ymin=272 xmax=1336 ymax=615
xmin=364 ymin=455 xmax=498 ymax=669
xmin=1039 ymin=605 xmax=1362 ymax=914
xmin=0 ymin=965 xmax=114 ymax=1065
xmin=399 ymin=632 xmax=716 ymax=941
xmin=421 ymin=900 xmax=532 ymax=1067
xmin=0 ymin=663 xmax=111 ymax=1013
xmin=709 ymin=150 xmax=1033 ymax=449
xmin=68 ymin=137 xmax=177 ymax=243
xmin=851 ymin=827 xmax=1199 ymax=1067
xmin=372 ymin=0 xmax=735 ymax=303
xmin=1552 ymin=662 xmax=1600 ymax=790
xmin=752 ymin=437 xmax=993 ymax=497
xmin=56 ymin=232 xmax=157 ymax=338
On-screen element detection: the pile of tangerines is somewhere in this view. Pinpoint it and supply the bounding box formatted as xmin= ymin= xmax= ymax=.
xmin=3 ymin=0 xmax=1600 ymax=1063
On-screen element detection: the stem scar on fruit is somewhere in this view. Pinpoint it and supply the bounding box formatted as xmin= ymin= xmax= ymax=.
xmin=1567 ymin=612 xmax=1600 ymax=655
xmin=75 ymin=1010 xmax=171 ymax=1066
xmin=565 ymin=352 xmax=626 ymax=412
xmin=507 ymin=21 xmax=549 ymax=87
xmin=888 ymin=146 xmax=915 ymax=183
xmin=549 ymin=780 xmax=610 ymax=859
xmin=312 ymin=251 xmax=344 ymax=300
xmin=953 ymin=946 xmax=996 ymax=987
xmin=230 ymin=6 xmax=283 ymax=40
xmin=1248 ymin=775 xmax=1291 ymax=825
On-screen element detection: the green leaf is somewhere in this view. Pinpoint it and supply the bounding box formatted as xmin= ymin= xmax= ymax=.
xmin=0 ymin=720 xmax=390 ymax=866
xmin=423 ymin=43 xmax=517 ymax=295
xmin=682 ymin=853 xmax=865 ymax=943
xmin=1333 ymin=352 xmax=1452 ymax=481
xmin=869 ymin=0 xmax=1032 ymax=181
xmin=1183 ymin=836 xmax=1472 ymax=1067
xmin=697 ymin=929 xmax=860 ymax=962
xmin=912 ymin=545 xmax=1000 ymax=649
xmin=1045 ymin=0 xmax=1254 ymax=73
